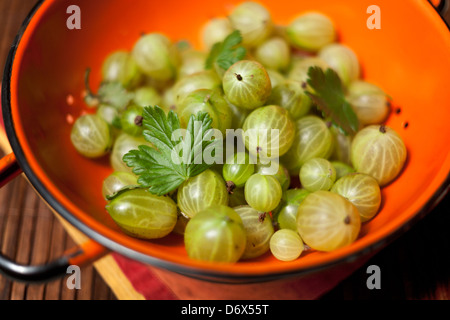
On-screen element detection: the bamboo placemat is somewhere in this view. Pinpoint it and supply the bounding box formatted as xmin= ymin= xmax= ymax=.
xmin=0 ymin=119 xmax=145 ymax=300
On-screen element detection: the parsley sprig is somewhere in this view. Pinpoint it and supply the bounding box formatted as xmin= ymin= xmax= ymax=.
xmin=205 ymin=30 xmax=247 ymax=71
xmin=305 ymin=67 xmax=360 ymax=135
xmin=123 ymin=106 xmax=217 ymax=196
xmin=84 ymin=68 xmax=133 ymax=109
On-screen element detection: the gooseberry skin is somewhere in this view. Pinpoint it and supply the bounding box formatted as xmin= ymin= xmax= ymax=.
xmin=172 ymin=70 xmax=222 ymax=105
xmin=228 ymin=187 xmax=247 ymax=207
xmin=299 ymin=158 xmax=337 ymax=192
xmin=228 ymin=1 xmax=273 ymax=48
xmin=282 ymin=115 xmax=334 ymax=175
xmin=331 ymin=173 xmax=381 ymax=223
xmin=172 ymin=213 xmax=190 ymax=236
xmin=234 ymin=205 xmax=274 ymax=259
xmin=132 ymin=33 xmax=178 ymax=81
xmin=161 ymin=87 xmax=177 ymax=112
xmin=222 ymin=60 xmax=272 ymax=110
xmin=178 ymin=89 xmax=232 ymax=135
xmin=184 ymin=205 xmax=247 ymax=263
xmin=297 ymin=190 xmax=361 ymax=252
xmin=102 ymin=171 xmax=138 ymax=200
xmin=318 ymin=44 xmax=360 ymax=87
xmin=266 ymin=69 xmax=286 ymax=88
xmin=255 ymin=161 xmax=291 ymax=192
xmin=331 ymin=161 xmax=356 ymax=180
xmin=101 ymin=51 xmax=142 ymax=88
xmin=133 ymin=86 xmax=162 ymax=108
xmin=287 ymin=56 xmax=329 ymax=87
xmin=347 ymin=80 xmax=389 ymax=125
xmin=286 ymin=12 xmax=336 ymax=52
xmin=242 ymin=105 xmax=295 ymax=159
xmin=351 ymin=125 xmax=407 ymax=187
xmin=226 ymin=97 xmax=251 ymax=130
xmin=70 ymin=114 xmax=112 ymax=158
xmin=223 ymin=152 xmax=255 ymax=188
xmin=268 ymin=80 xmax=312 ymax=120
xmin=201 ymin=17 xmax=234 ymax=50
xmin=254 ymin=37 xmax=291 ymax=72
xmin=105 ymin=188 xmax=178 ymax=239
xmin=178 ymin=49 xmax=208 ymax=78
xmin=96 ymin=104 xmax=119 ymax=126
xmin=177 ymin=169 xmax=229 ymax=218
xmin=269 ymin=229 xmax=304 ymax=262
xmin=144 ymin=75 xmax=174 ymax=92
xmin=330 ymin=126 xmax=353 ymax=166
xmin=276 ymin=188 xmax=310 ymax=231
xmin=244 ymin=174 xmax=282 ymax=213
xmin=111 ymin=133 xmax=152 ymax=173
xmin=120 ymin=105 xmax=144 ymax=137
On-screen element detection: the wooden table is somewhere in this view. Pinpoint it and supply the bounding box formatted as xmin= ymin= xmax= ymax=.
xmin=0 ymin=0 xmax=449 ymax=300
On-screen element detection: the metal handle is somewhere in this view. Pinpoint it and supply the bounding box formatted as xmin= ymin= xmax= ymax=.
xmin=0 ymin=242 xmax=105 ymax=283
xmin=0 ymin=153 xmax=107 ymax=282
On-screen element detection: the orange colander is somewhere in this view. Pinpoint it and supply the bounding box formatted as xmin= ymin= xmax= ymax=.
xmin=1 ymin=0 xmax=449 ymax=282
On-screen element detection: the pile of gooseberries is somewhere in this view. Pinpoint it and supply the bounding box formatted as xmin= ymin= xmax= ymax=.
xmin=70 ymin=2 xmax=407 ymax=263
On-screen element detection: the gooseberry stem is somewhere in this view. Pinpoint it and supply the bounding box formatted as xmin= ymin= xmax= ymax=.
xmin=84 ymin=68 xmax=100 ymax=106
xmin=258 ymin=212 xmax=267 ymax=223
xmin=226 ymin=181 xmax=236 ymax=194
xmin=134 ymin=115 xmax=143 ymax=126
xmin=344 ymin=216 xmax=351 ymax=224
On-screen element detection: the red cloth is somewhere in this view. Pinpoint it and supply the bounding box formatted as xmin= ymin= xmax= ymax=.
xmin=111 ymin=253 xmax=177 ymax=300
xmin=110 ymin=251 xmax=372 ymax=300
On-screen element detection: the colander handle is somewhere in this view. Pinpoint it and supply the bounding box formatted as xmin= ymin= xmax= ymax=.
xmin=0 ymin=153 xmax=107 ymax=282
xmin=430 ymin=0 xmax=449 ymax=15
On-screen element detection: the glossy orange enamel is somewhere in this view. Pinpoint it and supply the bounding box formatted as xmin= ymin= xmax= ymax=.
xmin=67 ymin=240 xmax=108 ymax=267
xmin=0 ymin=153 xmax=22 ymax=188
xmin=7 ymin=0 xmax=450 ymax=278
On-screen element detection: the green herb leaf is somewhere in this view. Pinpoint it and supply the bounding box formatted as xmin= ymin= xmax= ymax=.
xmin=97 ymin=82 xmax=134 ymax=109
xmin=123 ymin=106 xmax=216 ymax=196
xmin=205 ymin=42 xmax=222 ymax=70
xmin=83 ymin=68 xmax=133 ymax=109
xmin=205 ymin=30 xmax=247 ymax=71
xmin=111 ymin=116 xmax=123 ymax=129
xmin=305 ymin=67 xmax=360 ymax=135
xmin=184 ymin=111 xmax=220 ymax=177
xmin=176 ymin=40 xmax=191 ymax=51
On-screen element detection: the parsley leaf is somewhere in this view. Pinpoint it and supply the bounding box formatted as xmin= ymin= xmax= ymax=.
xmin=123 ymin=106 xmax=216 ymax=196
xmin=176 ymin=40 xmax=191 ymax=51
xmin=84 ymin=68 xmax=133 ymax=109
xmin=205 ymin=30 xmax=247 ymax=71
xmin=97 ymin=82 xmax=134 ymax=109
xmin=305 ymin=67 xmax=360 ymax=135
